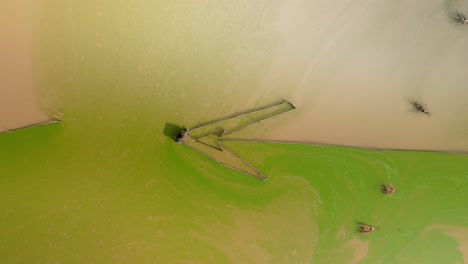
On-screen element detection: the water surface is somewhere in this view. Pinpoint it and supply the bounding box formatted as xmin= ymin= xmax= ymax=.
xmin=1 ymin=0 xmax=468 ymax=263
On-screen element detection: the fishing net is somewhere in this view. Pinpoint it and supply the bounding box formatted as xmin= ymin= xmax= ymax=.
xmin=179 ymin=101 xmax=295 ymax=181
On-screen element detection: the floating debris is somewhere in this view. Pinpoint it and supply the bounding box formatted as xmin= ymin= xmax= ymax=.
xmin=381 ymin=184 xmax=396 ymax=194
xmin=452 ymin=12 xmax=468 ymax=24
xmin=359 ymin=224 xmax=376 ymax=234
xmin=410 ymin=100 xmax=430 ymax=115
xmin=176 ymin=100 xmax=296 ymax=181
xmin=47 ymin=111 xmax=64 ymax=123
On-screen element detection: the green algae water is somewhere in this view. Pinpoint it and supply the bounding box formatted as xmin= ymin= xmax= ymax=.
xmin=2 ymin=0 xmax=468 ymax=263
xmin=2 ymin=125 xmax=468 ymax=263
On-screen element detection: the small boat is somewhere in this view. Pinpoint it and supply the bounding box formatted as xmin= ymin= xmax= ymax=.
xmin=359 ymin=224 xmax=376 ymax=234
xmin=175 ymin=129 xmax=190 ymax=144
xmin=381 ymin=184 xmax=396 ymax=194
xmin=452 ymin=12 xmax=468 ymax=24
xmin=410 ymin=100 xmax=430 ymax=115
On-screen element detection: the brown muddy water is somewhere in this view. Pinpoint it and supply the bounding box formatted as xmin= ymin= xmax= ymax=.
xmin=0 ymin=1 xmax=50 ymax=133
xmin=244 ymin=0 xmax=468 ymax=152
